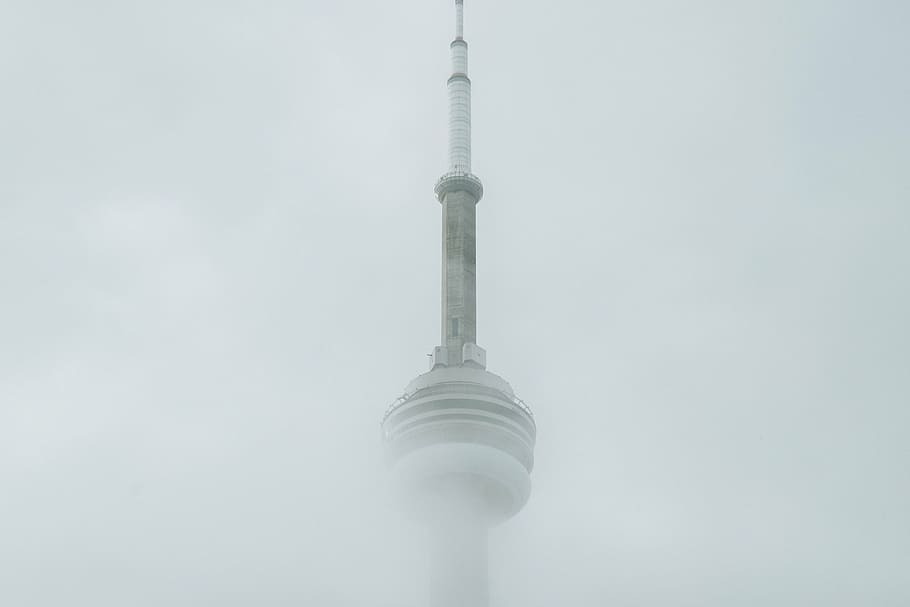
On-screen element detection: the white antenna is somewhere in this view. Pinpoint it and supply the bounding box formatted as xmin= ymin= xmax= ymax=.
xmin=448 ymin=0 xmax=471 ymax=173
xmin=455 ymin=0 xmax=464 ymax=39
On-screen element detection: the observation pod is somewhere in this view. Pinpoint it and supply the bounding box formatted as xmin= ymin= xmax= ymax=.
xmin=382 ymin=364 xmax=536 ymax=525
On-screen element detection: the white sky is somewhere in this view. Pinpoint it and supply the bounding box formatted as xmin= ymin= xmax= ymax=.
xmin=1 ymin=1 xmax=908 ymax=605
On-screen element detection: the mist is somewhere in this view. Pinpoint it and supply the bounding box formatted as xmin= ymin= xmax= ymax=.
xmin=1 ymin=0 xmax=908 ymax=605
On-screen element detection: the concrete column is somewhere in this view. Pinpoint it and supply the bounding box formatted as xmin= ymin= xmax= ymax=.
xmin=428 ymin=518 xmax=488 ymax=607
xmin=442 ymin=189 xmax=477 ymax=364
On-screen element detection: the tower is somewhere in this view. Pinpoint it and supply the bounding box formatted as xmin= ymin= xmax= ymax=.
xmin=381 ymin=2 xmax=536 ymax=605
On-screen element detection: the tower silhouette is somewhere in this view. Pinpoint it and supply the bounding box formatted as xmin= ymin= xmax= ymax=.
xmin=381 ymin=2 xmax=536 ymax=605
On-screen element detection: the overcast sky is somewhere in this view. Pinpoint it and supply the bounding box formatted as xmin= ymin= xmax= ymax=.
xmin=1 ymin=0 xmax=908 ymax=605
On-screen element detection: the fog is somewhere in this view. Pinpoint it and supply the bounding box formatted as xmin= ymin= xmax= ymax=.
xmin=1 ymin=0 xmax=908 ymax=605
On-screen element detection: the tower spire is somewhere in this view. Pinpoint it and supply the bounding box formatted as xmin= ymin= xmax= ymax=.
xmin=446 ymin=0 xmax=472 ymax=174
xmin=434 ymin=0 xmax=485 ymax=368
xmin=455 ymin=0 xmax=464 ymax=40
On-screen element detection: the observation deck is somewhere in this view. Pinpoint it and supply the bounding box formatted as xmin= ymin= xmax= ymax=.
xmin=435 ymin=170 xmax=484 ymax=203
xmin=382 ymin=366 xmax=535 ymax=523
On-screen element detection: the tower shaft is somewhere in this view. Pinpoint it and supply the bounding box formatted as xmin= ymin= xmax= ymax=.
xmin=428 ymin=511 xmax=488 ymax=607
xmin=442 ymin=190 xmax=477 ymax=362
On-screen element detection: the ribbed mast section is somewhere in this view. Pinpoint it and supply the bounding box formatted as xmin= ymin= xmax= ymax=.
xmin=434 ymin=0 xmax=485 ymax=368
xmin=448 ymin=0 xmax=470 ymax=171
